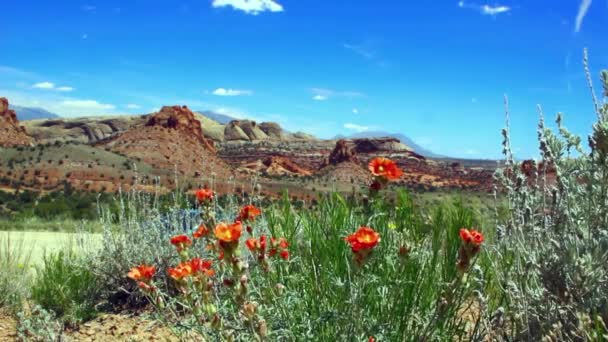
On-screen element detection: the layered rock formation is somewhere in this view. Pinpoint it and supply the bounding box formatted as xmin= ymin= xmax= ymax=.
xmin=0 ymin=97 xmax=33 ymax=147
xmin=238 ymin=156 xmax=312 ymax=177
xmin=102 ymin=106 xmax=231 ymax=180
xmin=23 ymin=116 xmax=146 ymax=144
xmin=146 ymin=106 xmax=215 ymax=152
xmin=321 ymin=139 xmax=358 ymax=166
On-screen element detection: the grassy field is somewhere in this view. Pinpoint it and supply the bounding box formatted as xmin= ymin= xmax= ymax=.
xmin=0 ymin=231 xmax=101 ymax=265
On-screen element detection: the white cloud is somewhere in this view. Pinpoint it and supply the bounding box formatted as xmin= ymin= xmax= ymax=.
xmin=575 ymin=0 xmax=592 ymax=33
xmin=211 ymin=88 xmax=253 ymax=96
xmin=62 ymin=100 xmax=115 ymax=111
xmin=32 ymin=82 xmax=74 ymax=92
xmin=344 ymin=123 xmax=369 ymax=132
xmin=352 ymin=108 xmax=359 ymax=114
xmin=465 ymin=149 xmax=480 ymax=156
xmin=211 ymin=0 xmax=283 ymax=15
xmin=33 ymin=82 xmax=55 ymax=89
xmin=458 ymin=1 xmax=511 ymax=16
xmin=311 ymin=88 xmax=364 ymax=101
xmin=1 ymin=88 xmax=117 ymax=117
xmin=126 ymin=104 xmax=141 ymax=109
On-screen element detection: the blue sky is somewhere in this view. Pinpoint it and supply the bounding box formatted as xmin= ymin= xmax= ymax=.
xmin=1 ymin=0 xmax=607 ymax=159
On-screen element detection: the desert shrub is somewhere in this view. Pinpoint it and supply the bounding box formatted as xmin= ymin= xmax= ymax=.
xmin=16 ymin=305 xmax=62 ymax=342
xmin=31 ymin=250 xmax=100 ymax=326
xmin=0 ymin=235 xmax=32 ymax=314
xmin=491 ymin=53 xmax=608 ymax=340
xmin=91 ymin=188 xmax=202 ymax=308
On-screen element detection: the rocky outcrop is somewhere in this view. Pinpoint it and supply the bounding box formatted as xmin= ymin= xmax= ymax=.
xmin=352 ymin=137 xmax=409 ymax=154
xmin=23 ymin=116 xmax=146 ymax=144
xmin=225 ymin=120 xmax=268 ymax=141
xmin=146 ymin=105 xmax=216 ymax=152
xmin=322 ymin=139 xmax=358 ymax=167
xmin=259 ymin=122 xmax=284 ymax=139
xmin=238 ymin=156 xmax=312 ymax=177
xmin=0 ymin=97 xmax=33 ymax=147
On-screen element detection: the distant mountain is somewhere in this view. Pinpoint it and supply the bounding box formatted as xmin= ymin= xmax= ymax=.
xmin=10 ymin=105 xmax=60 ymax=121
xmin=342 ymin=131 xmax=445 ymax=158
xmin=196 ymin=110 xmax=238 ymax=125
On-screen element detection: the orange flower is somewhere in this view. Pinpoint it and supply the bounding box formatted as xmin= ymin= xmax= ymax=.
xmin=459 ymin=228 xmax=484 ymax=247
xmin=168 ymin=262 xmax=193 ymax=281
xmin=237 ymin=204 xmax=262 ymax=222
xmin=268 ymin=236 xmax=289 ymax=259
xmin=189 ymin=258 xmax=215 ymax=277
xmin=195 ymin=188 xmax=214 ymax=203
xmin=171 ymin=234 xmax=192 ymax=246
xmin=470 ymin=230 xmax=484 ymax=246
xmin=246 ymin=238 xmax=259 ymax=251
xmin=368 ymin=157 xmax=403 ymax=180
xmin=127 ymin=265 xmax=156 ymax=282
xmin=259 ymin=235 xmax=267 ymax=250
xmin=138 ymin=281 xmax=155 ymax=291
xmin=193 ymin=224 xmax=210 ymax=239
xmin=459 ymin=228 xmax=472 ymax=244
xmin=214 ymin=222 xmax=242 ymax=243
xmin=345 ymin=226 xmax=380 ymax=252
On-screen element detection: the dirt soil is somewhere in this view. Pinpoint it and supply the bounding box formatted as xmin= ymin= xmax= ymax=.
xmin=0 ymin=312 xmax=180 ymax=341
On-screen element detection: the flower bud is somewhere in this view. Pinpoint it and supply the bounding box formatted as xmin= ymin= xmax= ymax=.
xmin=243 ymin=301 xmax=257 ymax=319
xmin=257 ymin=319 xmax=268 ymax=338
xmin=275 ymin=283 xmax=285 ymax=295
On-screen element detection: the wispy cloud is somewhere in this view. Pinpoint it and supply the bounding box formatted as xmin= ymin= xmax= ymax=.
xmin=342 ymin=40 xmax=389 ymax=68
xmin=310 ymin=88 xmax=365 ymax=101
xmin=344 ymin=123 xmax=369 ymax=132
xmin=62 ymin=99 xmax=115 ymax=111
xmin=32 ymin=82 xmax=74 ymax=92
xmin=210 ymin=88 xmax=253 ymax=96
xmin=0 ymin=65 xmax=39 ymax=79
xmin=458 ymin=1 xmax=511 ymax=16
xmin=81 ymin=4 xmax=96 ymax=12
xmin=575 ymin=0 xmax=592 ymax=32
xmin=352 ymin=108 xmax=359 ymax=114
xmin=343 ymin=43 xmax=375 ymax=60
xmin=211 ymin=0 xmax=283 ymax=15
xmin=126 ymin=104 xmax=141 ymax=109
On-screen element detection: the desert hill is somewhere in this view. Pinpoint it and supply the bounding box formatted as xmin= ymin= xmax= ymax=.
xmin=0 ymin=98 xmax=33 ymax=147
xmin=1 ymin=98 xmax=497 ymax=195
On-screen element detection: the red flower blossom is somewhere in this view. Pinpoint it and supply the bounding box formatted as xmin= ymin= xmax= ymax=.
xmin=193 ymin=224 xmax=210 ymax=239
xmin=245 ymin=238 xmax=258 ymax=251
xmin=127 ymin=265 xmax=156 ymax=282
xmin=170 ymin=234 xmax=192 ymax=251
xmin=368 ymin=157 xmax=403 ymax=180
xmin=237 ymin=204 xmax=262 ymax=222
xmin=214 ymin=222 xmax=242 ymax=243
xmin=195 ymin=188 xmax=214 ymax=203
xmin=189 ymin=258 xmax=215 ymax=277
xmin=457 ymin=228 xmax=484 ymax=271
xmin=459 ymin=228 xmax=484 ymax=247
xmin=345 ymin=226 xmax=380 ymax=253
xmin=280 ymin=250 xmax=289 ymax=260
xmin=168 ymin=262 xmax=193 ymax=281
